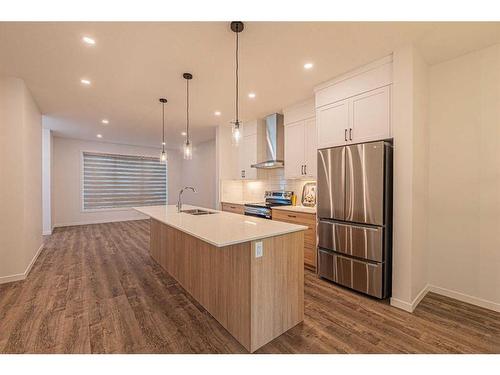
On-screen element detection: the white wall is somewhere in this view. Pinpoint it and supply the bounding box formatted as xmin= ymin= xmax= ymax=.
xmin=180 ymin=139 xmax=217 ymax=209
xmin=427 ymin=44 xmax=500 ymax=311
xmin=42 ymin=128 xmax=52 ymax=234
xmin=52 ymin=137 xmax=183 ymax=227
xmin=0 ymin=77 xmax=43 ymax=283
xmin=390 ymin=45 xmax=430 ymax=311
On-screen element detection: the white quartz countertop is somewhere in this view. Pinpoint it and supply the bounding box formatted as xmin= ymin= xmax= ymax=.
xmin=134 ymin=205 xmax=307 ymax=247
xmin=272 ymin=205 xmax=317 ymax=214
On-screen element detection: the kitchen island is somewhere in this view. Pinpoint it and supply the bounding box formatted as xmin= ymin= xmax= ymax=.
xmin=134 ymin=205 xmax=307 ymax=352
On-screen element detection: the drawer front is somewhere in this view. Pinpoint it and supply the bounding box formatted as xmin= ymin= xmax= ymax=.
xmin=272 ymin=210 xmax=316 ymax=226
xmin=318 ymin=249 xmax=384 ymax=298
xmin=221 ymin=203 xmax=245 ymax=215
xmin=318 ymin=220 xmax=383 ymax=262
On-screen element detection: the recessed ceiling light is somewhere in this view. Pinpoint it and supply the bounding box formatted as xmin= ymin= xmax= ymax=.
xmin=248 ymin=92 xmax=256 ymax=99
xmin=82 ymin=36 xmax=96 ymax=45
xmin=96 ymin=134 xmax=102 ymax=138
xmin=101 ymin=119 xmax=109 ymax=124
xmin=181 ymin=132 xmax=187 ymax=136
xmin=214 ymin=111 xmax=221 ymax=116
xmin=80 ymin=79 xmax=91 ymax=86
xmin=304 ymin=62 xmax=314 ymax=70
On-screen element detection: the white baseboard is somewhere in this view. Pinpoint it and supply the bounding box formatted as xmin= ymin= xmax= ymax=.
xmin=54 ymin=215 xmax=147 ymax=228
xmin=427 ymin=284 xmax=500 ymax=313
xmin=390 ymin=284 xmax=430 ymax=313
xmin=391 ymin=283 xmax=500 ymax=313
xmin=0 ymin=242 xmax=45 ymax=285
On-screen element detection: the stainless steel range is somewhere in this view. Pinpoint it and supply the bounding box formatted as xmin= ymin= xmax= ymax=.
xmin=244 ymin=191 xmax=293 ymax=219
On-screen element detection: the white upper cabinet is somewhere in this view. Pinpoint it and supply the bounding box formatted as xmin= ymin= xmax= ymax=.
xmin=283 ymin=99 xmax=317 ymax=179
xmin=315 ymin=55 xmax=393 ymax=149
xmin=236 ymin=120 xmax=262 ymax=180
xmin=304 ymin=117 xmax=316 ymax=178
xmin=284 ymin=121 xmax=305 ymax=179
xmin=351 ymin=86 xmax=391 ymax=144
xmin=316 ymin=99 xmax=349 ymax=149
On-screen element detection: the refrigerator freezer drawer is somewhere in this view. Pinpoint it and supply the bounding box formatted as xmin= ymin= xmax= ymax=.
xmin=318 ymin=249 xmax=384 ymax=299
xmin=318 ymin=220 xmax=384 ymax=262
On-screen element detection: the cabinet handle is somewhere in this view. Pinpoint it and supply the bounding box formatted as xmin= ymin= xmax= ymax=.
xmin=349 ymin=128 xmax=352 ymax=140
xmin=344 ymin=129 xmax=347 ymax=141
xmin=304 ymin=164 xmax=307 ymax=175
xmin=287 ymin=214 xmax=297 ymax=218
xmin=301 ymin=165 xmax=304 ymax=175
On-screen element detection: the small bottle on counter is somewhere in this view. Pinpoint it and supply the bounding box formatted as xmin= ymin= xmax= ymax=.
xmin=291 ymin=193 xmax=297 ymax=206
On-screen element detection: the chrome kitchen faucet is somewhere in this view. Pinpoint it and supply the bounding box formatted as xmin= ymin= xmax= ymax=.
xmin=177 ymin=186 xmax=197 ymax=212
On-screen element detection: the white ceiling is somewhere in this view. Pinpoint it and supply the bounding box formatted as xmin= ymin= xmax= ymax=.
xmin=1 ymin=22 xmax=499 ymax=149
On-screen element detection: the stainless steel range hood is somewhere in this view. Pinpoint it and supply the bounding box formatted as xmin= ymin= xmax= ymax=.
xmin=251 ymin=113 xmax=284 ymax=169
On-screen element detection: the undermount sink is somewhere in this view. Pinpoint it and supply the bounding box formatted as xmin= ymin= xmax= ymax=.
xmin=180 ymin=209 xmax=217 ymax=215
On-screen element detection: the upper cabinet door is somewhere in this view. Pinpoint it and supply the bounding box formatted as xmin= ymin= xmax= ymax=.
xmin=304 ymin=117 xmax=317 ymax=178
xmin=284 ymin=121 xmax=306 ymax=179
xmin=316 ymin=99 xmax=349 ymax=149
xmin=242 ymin=134 xmax=258 ymax=180
xmin=350 ymin=86 xmax=391 ymax=144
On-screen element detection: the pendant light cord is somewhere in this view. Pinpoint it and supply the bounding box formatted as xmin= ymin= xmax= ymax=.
xmin=162 ymin=102 xmax=165 ymax=151
xmin=186 ymin=78 xmax=190 ymax=142
xmin=235 ymin=30 xmax=239 ymax=124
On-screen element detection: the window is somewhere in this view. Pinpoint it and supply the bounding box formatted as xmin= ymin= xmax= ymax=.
xmin=82 ymin=152 xmax=167 ymax=210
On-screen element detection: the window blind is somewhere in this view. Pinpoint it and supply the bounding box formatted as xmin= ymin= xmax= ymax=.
xmin=83 ymin=152 xmax=167 ymax=210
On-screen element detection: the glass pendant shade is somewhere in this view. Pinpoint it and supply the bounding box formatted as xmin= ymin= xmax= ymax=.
xmin=232 ymin=122 xmax=241 ymax=146
xmin=160 ymin=149 xmax=167 ymax=163
xmin=183 ymin=141 xmax=193 ymax=160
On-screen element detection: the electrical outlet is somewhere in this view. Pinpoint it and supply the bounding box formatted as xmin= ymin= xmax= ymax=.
xmin=255 ymin=241 xmax=263 ymax=258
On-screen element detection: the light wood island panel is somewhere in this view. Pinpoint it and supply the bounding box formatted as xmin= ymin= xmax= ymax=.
xmin=150 ymin=218 xmax=304 ymax=352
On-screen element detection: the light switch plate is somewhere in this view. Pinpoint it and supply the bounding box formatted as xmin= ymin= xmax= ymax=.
xmin=255 ymin=241 xmax=263 ymax=258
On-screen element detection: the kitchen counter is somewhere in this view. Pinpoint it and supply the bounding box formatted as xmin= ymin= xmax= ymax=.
xmin=272 ymin=205 xmax=317 ymax=214
xmin=135 ymin=204 xmax=306 ymax=352
xmin=135 ymin=204 xmax=307 ymax=247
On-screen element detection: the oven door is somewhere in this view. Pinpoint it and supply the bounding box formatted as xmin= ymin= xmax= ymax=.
xmin=244 ymin=206 xmax=271 ymax=219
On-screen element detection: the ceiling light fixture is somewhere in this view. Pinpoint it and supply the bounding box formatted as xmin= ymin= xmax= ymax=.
xmin=159 ymin=98 xmax=168 ymax=163
xmin=82 ymin=36 xmax=96 ymax=45
xmin=230 ymin=21 xmax=244 ymax=146
xmin=80 ymin=79 xmax=91 ymax=86
xmin=101 ymin=119 xmax=109 ymax=124
xmin=183 ymin=72 xmax=193 ymax=160
xmin=181 ymin=132 xmax=187 ymax=136
xmin=304 ymin=62 xmax=313 ymax=70
xmin=96 ymin=134 xmax=102 ymax=138
xmin=248 ymin=92 xmax=256 ymax=99
xmin=214 ymin=111 xmax=221 ymax=116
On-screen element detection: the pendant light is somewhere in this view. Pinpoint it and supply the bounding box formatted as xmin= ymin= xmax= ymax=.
xmin=230 ymin=21 xmax=244 ymax=146
xmin=183 ymin=72 xmax=193 ymax=160
xmin=159 ymin=98 xmax=167 ymax=163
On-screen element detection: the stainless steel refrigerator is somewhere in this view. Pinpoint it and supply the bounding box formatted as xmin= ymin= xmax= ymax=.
xmin=317 ymin=140 xmax=393 ymax=299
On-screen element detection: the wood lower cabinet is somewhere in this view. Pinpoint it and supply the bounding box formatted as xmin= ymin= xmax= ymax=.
xmin=272 ymin=209 xmax=317 ymax=271
xmin=221 ymin=202 xmax=245 ymax=215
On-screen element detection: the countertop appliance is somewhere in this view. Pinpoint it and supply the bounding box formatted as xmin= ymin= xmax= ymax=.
xmin=301 ymin=182 xmax=316 ymax=207
xmin=317 ymin=140 xmax=393 ymax=299
xmin=251 ymin=113 xmax=285 ymax=169
xmin=244 ymin=191 xmax=293 ymax=219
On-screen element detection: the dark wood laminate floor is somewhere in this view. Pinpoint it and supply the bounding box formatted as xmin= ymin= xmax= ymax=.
xmin=0 ymin=220 xmax=498 ymax=354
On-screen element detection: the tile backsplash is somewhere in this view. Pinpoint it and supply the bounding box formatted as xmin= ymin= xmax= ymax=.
xmin=220 ymin=169 xmax=316 ymax=204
